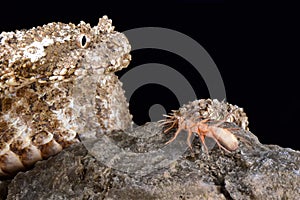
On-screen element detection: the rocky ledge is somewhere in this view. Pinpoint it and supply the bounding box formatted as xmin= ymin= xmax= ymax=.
xmin=1 ymin=122 xmax=299 ymax=200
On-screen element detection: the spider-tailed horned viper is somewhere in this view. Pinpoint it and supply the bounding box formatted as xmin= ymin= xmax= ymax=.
xmin=0 ymin=16 xmax=249 ymax=176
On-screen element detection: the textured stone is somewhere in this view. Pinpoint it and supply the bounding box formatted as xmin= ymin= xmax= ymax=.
xmin=3 ymin=122 xmax=299 ymax=200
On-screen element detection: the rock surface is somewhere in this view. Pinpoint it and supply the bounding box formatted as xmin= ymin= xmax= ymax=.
xmin=1 ymin=122 xmax=300 ymax=200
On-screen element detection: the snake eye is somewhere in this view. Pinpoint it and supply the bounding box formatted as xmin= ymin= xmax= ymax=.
xmin=77 ymin=34 xmax=90 ymax=48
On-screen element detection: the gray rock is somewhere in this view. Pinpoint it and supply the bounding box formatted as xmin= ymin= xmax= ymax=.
xmin=2 ymin=122 xmax=300 ymax=200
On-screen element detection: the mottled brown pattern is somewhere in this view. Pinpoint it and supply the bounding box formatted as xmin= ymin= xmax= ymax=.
xmin=0 ymin=16 xmax=132 ymax=176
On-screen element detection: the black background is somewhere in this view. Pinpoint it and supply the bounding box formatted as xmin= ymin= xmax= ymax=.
xmin=0 ymin=1 xmax=299 ymax=150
